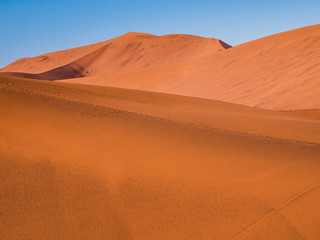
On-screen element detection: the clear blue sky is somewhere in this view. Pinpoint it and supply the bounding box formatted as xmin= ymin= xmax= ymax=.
xmin=0 ymin=0 xmax=319 ymax=68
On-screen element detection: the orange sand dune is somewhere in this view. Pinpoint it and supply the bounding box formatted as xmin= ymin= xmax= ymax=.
xmin=60 ymin=24 xmax=320 ymax=110
xmin=0 ymin=32 xmax=230 ymax=79
xmin=1 ymin=76 xmax=320 ymax=239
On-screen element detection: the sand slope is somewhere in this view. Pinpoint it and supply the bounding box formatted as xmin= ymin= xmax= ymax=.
xmin=1 ymin=76 xmax=320 ymax=239
xmin=1 ymin=25 xmax=319 ymax=110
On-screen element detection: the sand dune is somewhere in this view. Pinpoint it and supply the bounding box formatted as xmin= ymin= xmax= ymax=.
xmin=1 ymin=76 xmax=320 ymax=239
xmin=1 ymin=25 xmax=319 ymax=110
xmin=60 ymin=24 xmax=320 ymax=110
xmin=0 ymin=32 xmax=230 ymax=79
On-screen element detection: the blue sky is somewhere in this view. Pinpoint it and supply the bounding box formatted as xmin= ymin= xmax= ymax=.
xmin=0 ymin=0 xmax=319 ymax=68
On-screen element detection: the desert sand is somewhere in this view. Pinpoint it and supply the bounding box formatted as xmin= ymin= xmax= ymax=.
xmin=1 ymin=75 xmax=320 ymax=239
xmin=1 ymin=24 xmax=320 ymax=240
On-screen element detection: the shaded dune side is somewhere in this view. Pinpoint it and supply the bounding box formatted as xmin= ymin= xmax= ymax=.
xmin=0 ymin=43 xmax=114 ymax=80
xmin=0 ymin=39 xmax=111 ymax=74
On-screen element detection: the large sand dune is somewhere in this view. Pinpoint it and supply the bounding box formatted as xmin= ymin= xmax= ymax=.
xmin=1 ymin=25 xmax=319 ymax=110
xmin=0 ymin=32 xmax=230 ymax=79
xmin=1 ymin=76 xmax=320 ymax=239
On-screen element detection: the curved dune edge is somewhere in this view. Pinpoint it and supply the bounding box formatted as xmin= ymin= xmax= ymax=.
xmin=2 ymin=76 xmax=320 ymax=144
xmin=1 ymin=76 xmax=320 ymax=239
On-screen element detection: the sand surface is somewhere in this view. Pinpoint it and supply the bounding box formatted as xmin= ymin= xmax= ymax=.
xmin=1 ymin=25 xmax=319 ymax=110
xmin=1 ymin=76 xmax=320 ymax=239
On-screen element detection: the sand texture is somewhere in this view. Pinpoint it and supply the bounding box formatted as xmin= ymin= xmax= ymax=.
xmin=1 ymin=76 xmax=320 ymax=239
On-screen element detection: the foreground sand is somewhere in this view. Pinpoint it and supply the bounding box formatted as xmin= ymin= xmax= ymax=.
xmin=1 ymin=76 xmax=320 ymax=239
